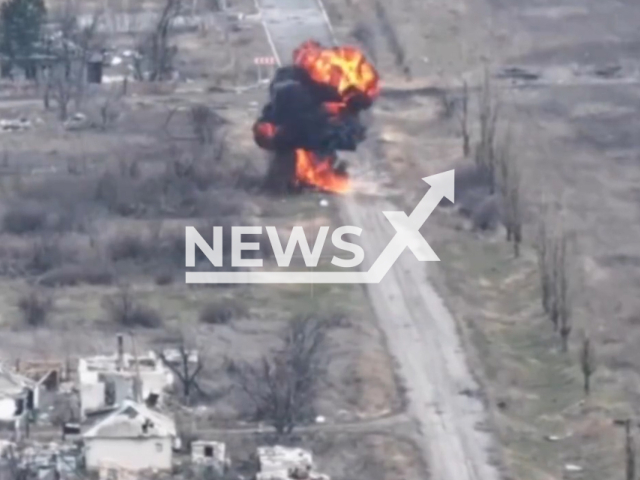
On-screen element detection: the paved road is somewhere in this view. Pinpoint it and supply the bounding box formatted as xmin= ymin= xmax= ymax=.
xmin=254 ymin=0 xmax=502 ymax=478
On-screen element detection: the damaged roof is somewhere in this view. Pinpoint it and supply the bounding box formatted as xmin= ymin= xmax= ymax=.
xmin=82 ymin=400 xmax=176 ymax=439
xmin=0 ymin=365 xmax=36 ymax=398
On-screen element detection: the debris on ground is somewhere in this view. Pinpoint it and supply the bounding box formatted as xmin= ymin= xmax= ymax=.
xmin=0 ymin=118 xmax=31 ymax=132
xmin=257 ymin=446 xmax=329 ymax=480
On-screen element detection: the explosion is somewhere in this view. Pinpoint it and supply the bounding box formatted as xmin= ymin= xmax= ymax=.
xmin=252 ymin=40 xmax=380 ymax=193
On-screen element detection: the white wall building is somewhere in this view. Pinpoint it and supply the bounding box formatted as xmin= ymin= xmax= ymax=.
xmin=83 ymin=400 xmax=176 ymax=473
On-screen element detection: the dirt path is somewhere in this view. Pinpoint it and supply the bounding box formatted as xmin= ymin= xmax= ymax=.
xmin=340 ymin=191 xmax=501 ymax=480
xmin=194 ymin=411 xmax=411 ymax=437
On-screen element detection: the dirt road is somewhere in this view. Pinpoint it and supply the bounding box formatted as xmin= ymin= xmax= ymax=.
xmin=255 ymin=1 xmax=501 ymax=478
xmin=341 ymin=193 xmax=501 ymax=480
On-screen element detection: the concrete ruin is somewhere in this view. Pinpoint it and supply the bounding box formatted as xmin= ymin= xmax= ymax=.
xmin=191 ymin=440 xmax=226 ymax=466
xmin=0 ymin=440 xmax=81 ymax=480
xmin=256 ymin=446 xmax=329 ymax=480
xmin=77 ymin=335 xmax=174 ymax=418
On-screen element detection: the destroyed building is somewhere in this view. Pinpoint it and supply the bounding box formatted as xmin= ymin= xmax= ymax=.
xmin=77 ymin=335 xmax=174 ymax=418
xmin=0 ymin=365 xmax=41 ymax=438
xmin=191 ymin=440 xmax=227 ymax=473
xmin=82 ymin=400 xmax=177 ymax=473
xmin=257 ymin=446 xmax=329 ymax=480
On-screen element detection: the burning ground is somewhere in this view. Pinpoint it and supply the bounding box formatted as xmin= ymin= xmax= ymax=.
xmin=252 ymin=40 xmax=379 ymax=194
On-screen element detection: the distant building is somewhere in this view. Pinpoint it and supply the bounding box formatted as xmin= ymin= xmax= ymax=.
xmin=83 ymin=400 xmax=176 ymax=473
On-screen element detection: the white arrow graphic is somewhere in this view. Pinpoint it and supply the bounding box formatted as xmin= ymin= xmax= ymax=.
xmin=185 ymin=169 xmax=455 ymax=284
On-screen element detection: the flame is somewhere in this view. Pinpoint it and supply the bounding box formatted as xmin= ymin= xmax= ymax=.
xmin=294 ymin=40 xmax=380 ymax=103
xmin=289 ymin=41 xmax=378 ymax=193
xmin=294 ymin=149 xmax=350 ymax=193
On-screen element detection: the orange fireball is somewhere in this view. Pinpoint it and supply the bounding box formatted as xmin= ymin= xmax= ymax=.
xmin=293 ymin=40 xmax=380 ymax=103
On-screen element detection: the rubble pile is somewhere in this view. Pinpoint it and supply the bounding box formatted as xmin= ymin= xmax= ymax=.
xmin=257 ymin=446 xmax=329 ymax=480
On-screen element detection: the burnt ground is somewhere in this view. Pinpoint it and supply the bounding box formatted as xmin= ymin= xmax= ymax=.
xmin=318 ymin=0 xmax=640 ymax=478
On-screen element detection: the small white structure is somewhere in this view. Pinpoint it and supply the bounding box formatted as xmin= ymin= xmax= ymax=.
xmin=256 ymin=446 xmax=329 ymax=480
xmin=83 ymin=400 xmax=176 ymax=473
xmin=191 ymin=440 xmax=227 ymax=469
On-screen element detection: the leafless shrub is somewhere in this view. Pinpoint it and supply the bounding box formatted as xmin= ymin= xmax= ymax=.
xmin=94 ymin=171 xmax=139 ymax=216
xmin=38 ymin=263 xmax=114 ymax=287
xmin=474 ymin=66 xmax=500 ymax=193
xmin=234 ymin=316 xmax=328 ymax=435
xmin=103 ymin=284 xmax=162 ymax=328
xmin=97 ymin=87 xmax=124 ymax=129
xmin=154 ymin=271 xmax=174 ymax=285
xmin=471 ymin=194 xmax=500 ymax=231
xmin=189 ymin=104 xmax=225 ymax=145
xmin=3 ymin=200 xmax=86 ymax=235
xmin=495 ymin=129 xmax=523 ymax=256
xmin=17 ymin=289 xmax=53 ymax=327
xmin=25 ymin=235 xmax=69 ymax=274
xmin=108 ymin=233 xmax=151 ymax=263
xmin=199 ymin=298 xmax=248 ymax=325
xmin=580 ymin=333 xmax=596 ymax=395
xmin=2 ymin=204 xmax=47 ymax=234
xmin=15 ymin=176 xmax=96 ymax=230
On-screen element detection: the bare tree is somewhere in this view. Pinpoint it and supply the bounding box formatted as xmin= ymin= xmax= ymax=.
xmin=43 ymin=4 xmax=103 ymax=120
xmin=554 ymin=231 xmax=573 ymax=352
xmin=495 ymin=129 xmax=523 ymax=256
xmin=158 ymin=333 xmax=204 ymax=405
xmin=17 ymin=289 xmax=53 ymax=327
xmin=536 ymin=219 xmax=552 ymax=316
xmin=234 ymin=316 xmax=328 ymax=435
xmin=475 ymin=65 xmax=500 ymax=193
xmin=536 ymin=213 xmax=576 ymax=351
xmin=580 ymin=333 xmax=596 ymax=396
xmin=458 ymin=80 xmax=470 ymax=157
xmin=142 ymin=0 xmax=181 ymax=81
